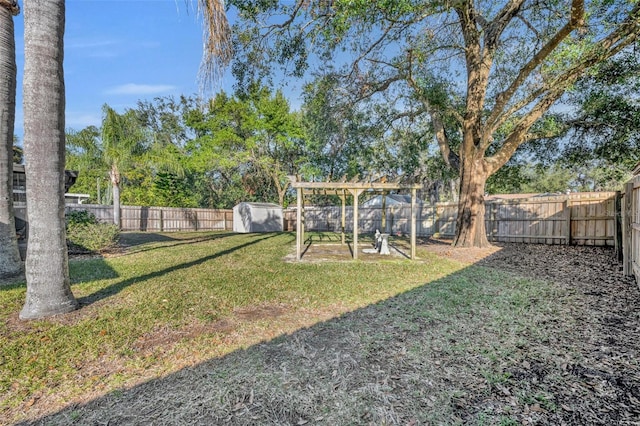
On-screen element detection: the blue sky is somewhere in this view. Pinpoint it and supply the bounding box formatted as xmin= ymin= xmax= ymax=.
xmin=12 ymin=0 xmax=248 ymax=142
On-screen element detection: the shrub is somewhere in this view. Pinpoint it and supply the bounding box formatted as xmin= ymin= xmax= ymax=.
xmin=66 ymin=210 xmax=98 ymax=226
xmin=66 ymin=210 xmax=120 ymax=253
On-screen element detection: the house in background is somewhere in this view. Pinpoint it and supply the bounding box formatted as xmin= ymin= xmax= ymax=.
xmin=65 ymin=193 xmax=90 ymax=204
xmin=361 ymin=194 xmax=422 ymax=208
xmin=12 ymin=164 xmax=78 ymax=204
xmin=12 ymin=164 xmax=79 ymax=241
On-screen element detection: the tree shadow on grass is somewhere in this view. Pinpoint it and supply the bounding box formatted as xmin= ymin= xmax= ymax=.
xmin=118 ymin=231 xmax=237 ymax=256
xmin=76 ymin=233 xmax=279 ymax=307
xmin=16 ymin=245 xmax=640 ymax=426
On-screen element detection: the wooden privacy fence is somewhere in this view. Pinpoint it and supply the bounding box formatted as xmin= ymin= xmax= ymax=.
xmin=622 ymin=176 xmax=640 ymax=283
xmin=65 ymin=204 xmax=233 ymax=232
xmin=63 ymin=192 xmax=620 ymax=248
xmin=283 ymin=192 xmax=619 ymax=247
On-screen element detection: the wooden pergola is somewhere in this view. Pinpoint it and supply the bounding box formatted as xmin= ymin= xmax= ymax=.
xmin=291 ymin=181 xmax=422 ymax=260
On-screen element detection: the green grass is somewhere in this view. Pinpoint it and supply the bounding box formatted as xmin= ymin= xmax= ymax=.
xmin=0 ymin=231 xmax=465 ymax=422
xmin=2 ymin=231 xmax=582 ymax=425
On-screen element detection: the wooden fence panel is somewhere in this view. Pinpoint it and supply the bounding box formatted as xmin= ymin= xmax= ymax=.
xmin=120 ymin=206 xmax=161 ymax=231
xmin=287 ymin=192 xmax=618 ymax=247
xmin=624 ymin=177 xmax=640 ymax=283
xmin=66 ymin=204 xmax=113 ymax=223
xmin=489 ymin=198 xmax=569 ymax=244
xmin=161 ymin=208 xmax=198 ymax=232
xmin=388 ymin=205 xmax=408 ymax=235
xmin=194 ymin=208 xmax=230 ymax=231
xmin=435 ymin=203 xmax=457 ymax=237
xmin=66 ymin=204 xmax=232 ymax=232
xmin=569 ymin=192 xmax=616 ymax=246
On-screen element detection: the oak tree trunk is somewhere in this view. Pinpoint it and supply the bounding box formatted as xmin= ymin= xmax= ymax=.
xmin=453 ymin=154 xmax=490 ymax=248
xmin=20 ymin=0 xmax=77 ymax=319
xmin=0 ymin=4 xmax=23 ymax=278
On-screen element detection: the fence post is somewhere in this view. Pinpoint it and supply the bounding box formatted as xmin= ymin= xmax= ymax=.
xmin=431 ymin=204 xmax=436 ymax=237
xmin=623 ymin=181 xmax=633 ymax=276
xmin=614 ymin=191 xmax=623 ymax=261
xmin=490 ymin=202 xmax=498 ymax=242
xmin=159 ymin=209 xmax=164 ymax=232
xmin=564 ymin=199 xmax=572 ymax=245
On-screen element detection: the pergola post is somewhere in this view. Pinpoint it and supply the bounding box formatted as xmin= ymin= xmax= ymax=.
xmin=296 ymin=187 xmax=303 ymax=260
xmin=411 ymin=187 xmax=417 ymax=260
xmin=381 ymin=191 xmax=387 ymax=232
xmin=340 ymin=192 xmax=346 ymax=245
xmin=349 ymin=189 xmax=362 ymax=260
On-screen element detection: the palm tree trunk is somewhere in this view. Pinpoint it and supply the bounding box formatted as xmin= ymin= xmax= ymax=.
xmin=0 ymin=3 xmax=23 ymax=278
xmin=110 ymin=164 xmax=121 ymax=228
xmin=20 ymin=0 xmax=77 ymax=319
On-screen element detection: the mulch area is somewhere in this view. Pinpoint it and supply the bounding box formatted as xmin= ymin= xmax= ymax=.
xmin=425 ymin=241 xmax=640 ymax=425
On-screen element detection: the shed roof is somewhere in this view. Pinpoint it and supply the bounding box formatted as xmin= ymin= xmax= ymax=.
xmin=235 ymin=202 xmax=281 ymax=209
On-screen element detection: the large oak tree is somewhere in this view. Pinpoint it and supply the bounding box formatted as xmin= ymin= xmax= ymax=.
xmin=230 ymin=0 xmax=640 ymax=247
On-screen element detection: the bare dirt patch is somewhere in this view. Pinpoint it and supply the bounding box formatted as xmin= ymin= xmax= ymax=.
xmin=132 ymin=304 xmax=290 ymax=354
xmin=284 ymin=236 xmax=501 ymax=264
xmin=418 ymin=237 xmax=503 ymax=263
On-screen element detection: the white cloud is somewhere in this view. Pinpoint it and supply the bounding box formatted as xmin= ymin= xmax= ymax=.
xmin=66 ymin=112 xmax=102 ymax=130
xmin=66 ymin=39 xmax=119 ymax=50
xmin=105 ymin=84 xmax=177 ymax=96
xmin=66 ymin=38 xmax=121 ymax=59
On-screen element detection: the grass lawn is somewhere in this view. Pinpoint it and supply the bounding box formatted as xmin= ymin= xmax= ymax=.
xmin=0 ymin=231 xmax=463 ymax=424
xmin=1 ymin=232 xmax=637 ymax=425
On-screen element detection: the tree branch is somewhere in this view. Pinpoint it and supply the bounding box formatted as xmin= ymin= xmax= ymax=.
xmin=490 ymin=2 xmax=640 ymax=135
xmin=485 ymin=0 xmax=525 ymax=50
xmin=486 ymin=0 xmax=585 ymax=132
xmin=487 ymin=2 xmax=640 ymax=175
xmin=0 ymin=0 xmax=19 ymax=15
xmin=406 ymin=55 xmax=459 ymax=170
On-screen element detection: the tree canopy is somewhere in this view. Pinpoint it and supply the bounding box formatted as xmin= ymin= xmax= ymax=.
xmin=67 ymin=87 xmax=308 ymax=209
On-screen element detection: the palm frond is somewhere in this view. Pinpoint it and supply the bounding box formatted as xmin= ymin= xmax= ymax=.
xmin=196 ymin=0 xmax=233 ymax=92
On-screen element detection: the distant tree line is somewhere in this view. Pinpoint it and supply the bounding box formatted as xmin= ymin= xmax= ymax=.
xmin=65 ymin=50 xmax=639 ymax=211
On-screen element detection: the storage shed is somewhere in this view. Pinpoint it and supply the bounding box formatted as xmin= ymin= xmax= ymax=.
xmin=233 ymin=202 xmax=283 ymax=233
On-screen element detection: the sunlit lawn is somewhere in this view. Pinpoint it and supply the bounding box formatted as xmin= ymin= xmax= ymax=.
xmin=0 ymin=231 xmax=464 ymax=424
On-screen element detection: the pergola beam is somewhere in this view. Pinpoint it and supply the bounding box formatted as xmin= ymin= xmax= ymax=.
xmin=302 ymin=189 xmax=349 ymax=196
xmin=292 ymin=182 xmax=421 ymax=191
